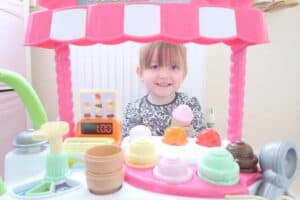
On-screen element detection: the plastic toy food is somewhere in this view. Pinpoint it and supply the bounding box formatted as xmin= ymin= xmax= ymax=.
xmin=172 ymin=104 xmax=193 ymax=127
xmin=226 ymin=141 xmax=258 ymax=173
xmin=128 ymin=125 xmax=152 ymax=143
xmin=153 ymin=156 xmax=193 ymax=184
xmin=197 ymin=147 xmax=239 ymax=186
xmin=196 ymin=128 xmax=221 ymax=147
xmin=125 ymin=138 xmax=158 ymax=168
xmin=163 ymin=127 xmax=187 ymax=145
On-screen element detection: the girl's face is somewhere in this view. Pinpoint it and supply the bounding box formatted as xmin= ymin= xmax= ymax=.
xmin=138 ymin=49 xmax=186 ymax=104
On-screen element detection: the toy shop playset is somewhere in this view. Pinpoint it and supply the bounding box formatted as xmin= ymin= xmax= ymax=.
xmin=0 ymin=0 xmax=299 ymax=199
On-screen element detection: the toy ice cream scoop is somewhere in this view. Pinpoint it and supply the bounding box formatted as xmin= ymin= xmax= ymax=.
xmin=128 ymin=125 xmax=152 ymax=143
xmin=196 ymin=128 xmax=221 ymax=147
xmin=172 ymin=104 xmax=193 ymax=126
xmin=197 ymin=147 xmax=239 ymax=186
xmin=163 ymin=127 xmax=187 ymax=145
xmin=125 ymin=138 xmax=158 ymax=168
xmin=226 ymin=141 xmax=258 ymax=173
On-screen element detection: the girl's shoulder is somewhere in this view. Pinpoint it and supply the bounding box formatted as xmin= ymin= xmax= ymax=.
xmin=125 ymin=96 xmax=147 ymax=110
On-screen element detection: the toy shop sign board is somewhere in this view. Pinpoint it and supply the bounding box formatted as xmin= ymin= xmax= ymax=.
xmin=78 ymin=90 xmax=118 ymax=119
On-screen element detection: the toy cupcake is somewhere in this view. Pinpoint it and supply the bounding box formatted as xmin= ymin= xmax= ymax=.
xmin=128 ymin=125 xmax=152 ymax=144
xmin=153 ymin=155 xmax=193 ymax=184
xmin=226 ymin=141 xmax=258 ymax=173
xmin=197 ymin=147 xmax=239 ymax=186
xmin=125 ymin=138 xmax=158 ymax=168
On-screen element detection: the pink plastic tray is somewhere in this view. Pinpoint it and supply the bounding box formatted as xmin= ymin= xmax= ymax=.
xmin=125 ymin=165 xmax=261 ymax=198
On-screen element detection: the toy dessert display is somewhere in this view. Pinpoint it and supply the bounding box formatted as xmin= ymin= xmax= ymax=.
xmin=75 ymin=90 xmax=122 ymax=145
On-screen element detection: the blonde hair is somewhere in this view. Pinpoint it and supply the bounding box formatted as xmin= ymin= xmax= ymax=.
xmin=139 ymin=41 xmax=187 ymax=75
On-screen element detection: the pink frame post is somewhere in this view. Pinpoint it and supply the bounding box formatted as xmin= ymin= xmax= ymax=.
xmin=227 ymin=44 xmax=247 ymax=142
xmin=55 ymin=44 xmax=74 ymax=137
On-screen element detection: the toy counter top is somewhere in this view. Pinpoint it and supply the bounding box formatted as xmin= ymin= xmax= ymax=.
xmin=4 ymin=170 xmax=239 ymax=200
xmin=3 ymin=136 xmax=262 ymax=200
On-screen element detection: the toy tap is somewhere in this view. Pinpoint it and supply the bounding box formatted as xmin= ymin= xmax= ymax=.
xmin=0 ymin=176 xmax=6 ymax=196
xmin=10 ymin=121 xmax=81 ymax=198
xmin=29 ymin=122 xmax=70 ymax=192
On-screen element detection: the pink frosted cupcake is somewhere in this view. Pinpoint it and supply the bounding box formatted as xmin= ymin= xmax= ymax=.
xmin=153 ymin=155 xmax=193 ymax=184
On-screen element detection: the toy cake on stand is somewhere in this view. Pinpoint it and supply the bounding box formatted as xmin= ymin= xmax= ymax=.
xmin=122 ymin=105 xmax=261 ymax=198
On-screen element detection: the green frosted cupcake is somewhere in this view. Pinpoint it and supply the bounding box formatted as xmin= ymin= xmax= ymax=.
xmin=197 ymin=147 xmax=239 ymax=185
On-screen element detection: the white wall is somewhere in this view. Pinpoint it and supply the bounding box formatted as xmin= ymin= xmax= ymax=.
xmin=203 ymin=6 xmax=300 ymax=150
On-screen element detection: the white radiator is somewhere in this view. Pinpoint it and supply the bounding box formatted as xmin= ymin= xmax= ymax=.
xmin=70 ymin=42 xmax=206 ymax=120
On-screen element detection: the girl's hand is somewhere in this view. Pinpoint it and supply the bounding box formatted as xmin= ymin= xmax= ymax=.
xmin=171 ymin=119 xmax=195 ymax=137
xmin=182 ymin=124 xmax=195 ymax=137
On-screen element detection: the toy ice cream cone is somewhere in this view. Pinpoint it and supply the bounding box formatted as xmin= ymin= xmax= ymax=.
xmin=172 ymin=105 xmax=193 ymax=126
xmin=171 ymin=105 xmax=194 ymax=136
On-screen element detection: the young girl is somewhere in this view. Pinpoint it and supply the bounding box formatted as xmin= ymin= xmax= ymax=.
xmin=123 ymin=41 xmax=207 ymax=137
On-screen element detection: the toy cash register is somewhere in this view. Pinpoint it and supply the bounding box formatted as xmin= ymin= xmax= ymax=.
xmin=75 ymin=90 xmax=122 ymax=145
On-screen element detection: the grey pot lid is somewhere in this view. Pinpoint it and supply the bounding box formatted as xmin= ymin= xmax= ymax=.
xmin=13 ymin=129 xmax=48 ymax=148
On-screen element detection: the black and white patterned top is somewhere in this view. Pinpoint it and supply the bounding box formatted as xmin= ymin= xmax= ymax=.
xmin=122 ymin=92 xmax=207 ymax=137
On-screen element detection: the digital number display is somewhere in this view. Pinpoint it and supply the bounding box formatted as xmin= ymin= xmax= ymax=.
xmin=81 ymin=123 xmax=113 ymax=134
